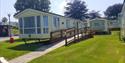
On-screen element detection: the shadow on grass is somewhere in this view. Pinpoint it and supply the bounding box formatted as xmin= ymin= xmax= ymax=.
xmin=5 ymin=39 xmax=23 ymax=42
xmin=8 ymin=40 xmax=53 ymax=51
xmin=94 ymin=32 xmax=112 ymax=35
xmin=8 ymin=35 xmax=95 ymax=51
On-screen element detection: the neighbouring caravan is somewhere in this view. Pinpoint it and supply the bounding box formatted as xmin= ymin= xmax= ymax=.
xmin=121 ymin=0 xmax=125 ymax=40
xmin=83 ymin=19 xmax=90 ymax=28
xmin=108 ymin=20 xmax=121 ymax=30
xmin=14 ymin=9 xmax=85 ymax=40
xmin=89 ymin=18 xmax=109 ymax=33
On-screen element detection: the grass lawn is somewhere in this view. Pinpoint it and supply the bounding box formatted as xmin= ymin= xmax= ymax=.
xmin=0 ymin=39 xmax=46 ymax=60
xmin=29 ymin=31 xmax=125 ymax=63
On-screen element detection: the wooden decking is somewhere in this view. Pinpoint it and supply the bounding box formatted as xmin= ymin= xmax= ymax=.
xmin=50 ymin=28 xmax=93 ymax=46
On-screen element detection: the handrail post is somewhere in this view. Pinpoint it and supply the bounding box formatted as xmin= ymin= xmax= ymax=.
xmin=65 ymin=31 xmax=68 ymax=46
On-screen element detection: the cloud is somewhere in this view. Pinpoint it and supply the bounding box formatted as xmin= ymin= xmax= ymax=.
xmin=50 ymin=0 xmax=67 ymax=15
xmin=58 ymin=0 xmax=67 ymax=15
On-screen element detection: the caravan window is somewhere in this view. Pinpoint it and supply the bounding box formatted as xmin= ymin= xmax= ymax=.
xmin=94 ymin=23 xmax=100 ymax=26
xmin=37 ymin=16 xmax=41 ymax=34
xmin=19 ymin=18 xmax=23 ymax=34
xmin=66 ymin=19 xmax=70 ymax=28
xmin=24 ymin=16 xmax=35 ymax=28
xmin=43 ymin=16 xmax=48 ymax=27
xmin=22 ymin=16 xmax=41 ymax=34
xmin=24 ymin=29 xmax=35 ymax=34
xmin=19 ymin=18 xmax=23 ymax=28
xmin=53 ymin=16 xmax=60 ymax=28
xmin=43 ymin=16 xmax=49 ymax=34
xmin=37 ymin=16 xmax=41 ymax=27
xmin=23 ymin=16 xmax=36 ymax=34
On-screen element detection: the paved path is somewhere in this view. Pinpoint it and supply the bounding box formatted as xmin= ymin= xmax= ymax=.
xmin=0 ymin=36 xmax=19 ymax=42
xmin=9 ymin=40 xmax=65 ymax=63
xmin=9 ymin=34 xmax=81 ymax=63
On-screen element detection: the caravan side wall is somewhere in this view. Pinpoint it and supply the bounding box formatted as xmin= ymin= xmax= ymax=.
xmin=121 ymin=9 xmax=125 ymax=39
xmin=121 ymin=3 xmax=125 ymax=39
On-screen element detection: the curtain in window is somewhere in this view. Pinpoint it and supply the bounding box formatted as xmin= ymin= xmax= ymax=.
xmin=37 ymin=16 xmax=41 ymax=34
xmin=43 ymin=16 xmax=49 ymax=34
xmin=53 ymin=17 xmax=57 ymax=27
xmin=66 ymin=20 xmax=70 ymax=28
xmin=53 ymin=16 xmax=60 ymax=28
xmin=43 ymin=16 xmax=48 ymax=27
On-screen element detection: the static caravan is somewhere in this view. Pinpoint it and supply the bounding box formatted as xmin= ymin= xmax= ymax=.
xmin=121 ymin=0 xmax=125 ymax=39
xmin=108 ymin=20 xmax=121 ymax=30
xmin=14 ymin=9 xmax=84 ymax=40
xmin=89 ymin=18 xmax=109 ymax=33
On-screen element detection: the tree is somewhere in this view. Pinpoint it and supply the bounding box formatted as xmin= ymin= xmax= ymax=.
xmin=14 ymin=0 xmax=51 ymax=12
xmin=2 ymin=17 xmax=8 ymax=25
xmin=88 ymin=10 xmax=101 ymax=19
xmin=64 ymin=0 xmax=88 ymax=20
xmin=104 ymin=3 xmax=123 ymax=20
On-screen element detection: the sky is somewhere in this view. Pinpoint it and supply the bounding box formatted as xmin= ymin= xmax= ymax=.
xmin=0 ymin=0 xmax=124 ymax=22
